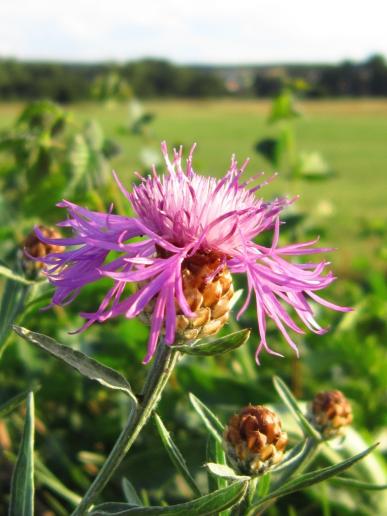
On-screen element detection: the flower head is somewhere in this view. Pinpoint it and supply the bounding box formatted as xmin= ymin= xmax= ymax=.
xmin=36 ymin=142 xmax=349 ymax=363
xmin=23 ymin=225 xmax=65 ymax=278
xmin=309 ymin=390 xmax=353 ymax=438
xmin=224 ymin=405 xmax=288 ymax=475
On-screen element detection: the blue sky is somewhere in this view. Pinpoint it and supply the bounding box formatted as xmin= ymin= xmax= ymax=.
xmin=1 ymin=0 xmax=386 ymax=63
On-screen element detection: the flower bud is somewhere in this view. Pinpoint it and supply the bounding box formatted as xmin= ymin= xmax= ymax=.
xmin=309 ymin=390 xmax=353 ymax=438
xmin=141 ymin=250 xmax=234 ymax=340
xmin=224 ymin=405 xmax=288 ymax=476
xmin=22 ymin=225 xmax=64 ymax=277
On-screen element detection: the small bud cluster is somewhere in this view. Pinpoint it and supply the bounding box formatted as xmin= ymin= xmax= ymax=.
xmin=224 ymin=405 xmax=288 ymax=476
xmin=309 ymin=390 xmax=353 ymax=438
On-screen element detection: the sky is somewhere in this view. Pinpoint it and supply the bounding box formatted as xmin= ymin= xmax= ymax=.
xmin=0 ymin=0 xmax=386 ymax=64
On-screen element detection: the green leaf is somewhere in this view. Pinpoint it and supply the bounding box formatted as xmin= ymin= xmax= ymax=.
xmin=122 ymin=479 xmax=143 ymax=506
xmin=206 ymin=463 xmax=249 ymax=481
xmin=175 ymin=329 xmax=250 ymax=356
xmin=13 ymin=326 xmax=137 ymax=405
xmin=0 ymin=280 xmax=29 ymax=357
xmin=268 ymin=90 xmax=300 ymax=124
xmin=247 ymin=443 xmax=379 ymax=515
xmin=0 ymin=265 xmax=35 ymax=285
xmin=293 ymin=151 xmax=334 ymax=180
xmin=9 ymin=392 xmax=35 ymax=516
xmin=206 ymin=435 xmax=229 ymax=512
xmin=0 ymin=389 xmax=38 ymax=418
xmin=229 ymin=288 xmax=244 ymax=310
xmin=189 ymin=393 xmax=224 ymax=444
xmin=35 ymin=457 xmax=81 ymax=507
xmin=270 ymin=438 xmax=317 ymax=489
xmin=154 ymin=413 xmax=201 ymax=497
xmin=255 ymin=138 xmax=282 ymax=167
xmin=90 ymin=480 xmax=248 ymax=515
xmin=257 ymin=473 xmax=271 ymax=498
xmin=273 ymin=376 xmax=321 ymax=440
xmin=330 ymin=476 xmax=387 ymax=491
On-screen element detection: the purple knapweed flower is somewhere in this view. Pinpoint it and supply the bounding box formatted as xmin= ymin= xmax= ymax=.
xmin=35 ymin=142 xmax=350 ymax=363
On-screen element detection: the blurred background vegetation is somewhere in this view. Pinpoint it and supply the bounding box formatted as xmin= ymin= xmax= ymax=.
xmin=1 ymin=54 xmax=387 ymax=101
xmin=0 ymin=53 xmax=386 ymax=515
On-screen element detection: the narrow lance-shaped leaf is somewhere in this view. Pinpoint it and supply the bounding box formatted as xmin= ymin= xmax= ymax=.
xmin=0 ymin=389 xmax=38 ymax=419
xmin=122 ymin=478 xmax=143 ymax=506
xmin=189 ymin=393 xmax=224 ymax=444
xmin=13 ymin=326 xmax=137 ymax=405
xmin=0 ymin=265 xmax=35 ymax=285
xmin=175 ymin=329 xmax=250 ymax=357
xmin=257 ymin=473 xmax=271 ymax=498
xmin=330 ymin=476 xmax=387 ymax=491
xmin=90 ymin=480 xmax=249 ymax=515
xmin=206 ymin=463 xmax=249 ymax=482
xmin=35 ymin=457 xmax=82 ymax=507
xmin=270 ymin=438 xmax=317 ymax=490
xmin=206 ymin=435 xmax=228 ymax=493
xmin=154 ymin=413 xmax=201 ymax=497
xmin=273 ymin=376 xmax=321 ymax=440
xmin=247 ymin=443 xmax=379 ymax=515
xmin=0 ymin=281 xmax=29 ymax=357
xmin=9 ymin=392 xmax=35 ymax=516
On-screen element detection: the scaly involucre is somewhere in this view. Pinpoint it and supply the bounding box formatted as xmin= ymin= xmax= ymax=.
xmin=35 ymin=142 xmax=349 ymax=363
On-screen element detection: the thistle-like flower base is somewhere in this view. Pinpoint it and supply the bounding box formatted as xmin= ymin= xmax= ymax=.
xmin=140 ymin=251 xmax=234 ymax=341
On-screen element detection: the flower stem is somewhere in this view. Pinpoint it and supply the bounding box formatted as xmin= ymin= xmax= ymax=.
xmin=72 ymin=344 xmax=180 ymax=515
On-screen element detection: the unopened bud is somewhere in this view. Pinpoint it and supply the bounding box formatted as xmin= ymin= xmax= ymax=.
xmin=141 ymin=250 xmax=234 ymax=340
xmin=309 ymin=390 xmax=353 ymax=438
xmin=224 ymin=405 xmax=288 ymax=476
xmin=22 ymin=225 xmax=64 ymax=277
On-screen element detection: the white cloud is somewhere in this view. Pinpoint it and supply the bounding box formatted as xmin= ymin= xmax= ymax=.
xmin=0 ymin=0 xmax=386 ymax=63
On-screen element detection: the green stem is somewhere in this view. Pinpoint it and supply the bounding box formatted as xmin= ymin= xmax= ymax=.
xmin=72 ymin=344 xmax=180 ymax=515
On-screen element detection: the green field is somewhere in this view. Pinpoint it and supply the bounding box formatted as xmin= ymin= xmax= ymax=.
xmin=1 ymin=99 xmax=386 ymax=270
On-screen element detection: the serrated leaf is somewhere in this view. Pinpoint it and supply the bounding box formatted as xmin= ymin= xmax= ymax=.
xmin=247 ymin=443 xmax=379 ymax=515
xmin=189 ymin=393 xmax=224 ymax=444
xmin=273 ymin=376 xmax=321 ymax=440
xmin=154 ymin=413 xmax=201 ymax=497
xmin=9 ymin=392 xmax=35 ymax=516
xmin=206 ymin=462 xmax=249 ymax=481
xmin=122 ymin=479 xmax=143 ymax=506
xmin=13 ymin=326 xmax=137 ymax=405
xmin=330 ymin=476 xmax=387 ymax=490
xmin=0 ymin=389 xmax=38 ymax=418
xmin=90 ymin=480 xmax=248 ymax=515
xmin=175 ymin=329 xmax=250 ymax=357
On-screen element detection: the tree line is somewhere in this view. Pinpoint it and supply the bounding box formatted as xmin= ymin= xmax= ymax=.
xmin=0 ymin=55 xmax=386 ymax=101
